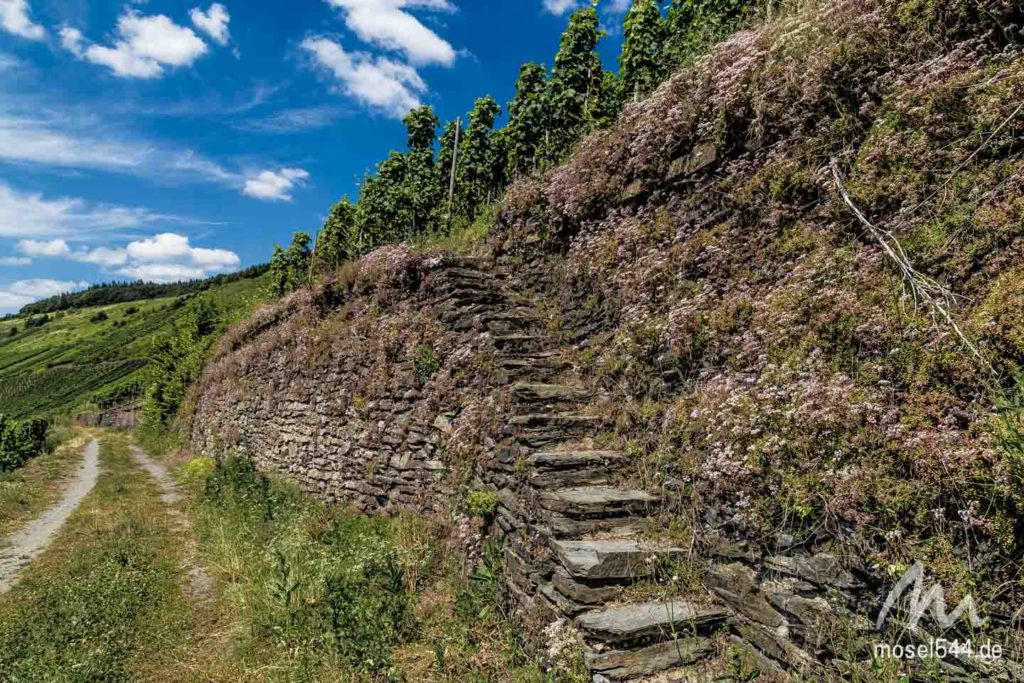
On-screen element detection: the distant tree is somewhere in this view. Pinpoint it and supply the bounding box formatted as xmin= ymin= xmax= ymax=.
xmin=544 ymin=6 xmax=604 ymax=163
xmin=457 ymin=96 xmax=503 ymax=219
xmin=141 ymin=298 xmax=220 ymax=430
xmin=505 ymin=62 xmax=549 ymax=178
xmin=90 ymin=311 xmax=109 ymax=323
xmin=315 ymin=199 xmax=360 ymax=274
xmin=620 ymin=0 xmax=665 ymax=102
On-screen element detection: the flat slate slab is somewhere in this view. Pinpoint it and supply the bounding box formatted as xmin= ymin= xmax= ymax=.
xmin=540 ymin=486 xmax=658 ymax=517
xmin=528 ymin=450 xmax=626 ymax=470
xmin=586 ymin=636 xmax=714 ymax=679
xmin=552 ymin=539 xmax=686 ymax=580
xmin=576 ymin=599 xmax=729 ymax=644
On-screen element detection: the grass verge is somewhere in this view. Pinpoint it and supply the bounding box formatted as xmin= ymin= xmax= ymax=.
xmin=0 ymin=424 xmax=85 ymax=537
xmin=0 ymin=431 xmax=190 ymax=682
xmin=178 ymin=453 xmax=544 ymax=681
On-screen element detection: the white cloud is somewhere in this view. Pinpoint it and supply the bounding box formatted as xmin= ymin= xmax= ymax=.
xmin=325 ymin=0 xmax=455 ymax=67
xmin=59 ymin=26 xmax=85 ymax=56
xmin=0 ymin=0 xmax=45 ymax=40
xmin=236 ymin=105 xmax=348 ymax=134
xmin=0 ymin=114 xmax=305 ymax=201
xmin=542 ymin=0 xmax=579 ymax=15
xmin=0 ymin=182 xmax=164 ymax=238
xmin=0 ymin=256 xmax=30 ymax=266
xmin=0 ymin=279 xmax=88 ymax=314
xmin=117 ymin=233 xmax=239 ymax=281
xmin=17 ymin=238 xmax=70 ymax=257
xmin=12 ymin=231 xmax=241 ymax=283
xmin=77 ymin=246 xmax=128 ymax=267
xmin=65 ymin=11 xmax=209 ymax=79
xmin=190 ymin=3 xmax=230 ymax=45
xmin=243 ymin=167 xmax=310 ymax=201
xmin=0 ymin=116 xmax=147 ymax=170
xmin=302 ymin=37 xmax=425 ymax=118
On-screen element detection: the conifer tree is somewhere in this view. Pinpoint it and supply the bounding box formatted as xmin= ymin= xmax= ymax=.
xmin=620 ymin=0 xmax=664 ymax=102
xmin=544 ymin=5 xmax=604 ymax=163
xmin=505 ymin=62 xmax=549 ymax=178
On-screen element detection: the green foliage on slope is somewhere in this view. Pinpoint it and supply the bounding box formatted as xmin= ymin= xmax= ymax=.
xmin=0 ymin=273 xmax=269 ymax=420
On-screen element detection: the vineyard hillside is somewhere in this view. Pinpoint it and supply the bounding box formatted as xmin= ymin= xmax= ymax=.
xmin=0 ymin=273 xmax=268 ymax=419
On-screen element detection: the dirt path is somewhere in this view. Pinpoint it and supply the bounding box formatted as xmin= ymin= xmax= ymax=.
xmin=0 ymin=438 xmax=100 ymax=594
xmin=129 ymin=444 xmax=213 ymax=600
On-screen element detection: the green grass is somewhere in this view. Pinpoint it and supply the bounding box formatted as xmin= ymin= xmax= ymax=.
xmin=0 ymin=432 xmax=190 ymax=682
xmin=178 ymin=454 xmax=543 ymax=682
xmin=0 ymin=423 xmax=81 ymax=536
xmin=0 ymin=274 xmax=269 ymax=419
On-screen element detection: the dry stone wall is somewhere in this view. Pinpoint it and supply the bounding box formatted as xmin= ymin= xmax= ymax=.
xmin=191 ymin=253 xmax=1024 ymax=681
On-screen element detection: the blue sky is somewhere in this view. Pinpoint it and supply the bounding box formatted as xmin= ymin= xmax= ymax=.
xmin=0 ymin=0 xmax=629 ymax=313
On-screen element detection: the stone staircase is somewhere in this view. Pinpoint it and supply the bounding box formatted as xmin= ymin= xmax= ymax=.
xmin=440 ymin=260 xmax=730 ymax=681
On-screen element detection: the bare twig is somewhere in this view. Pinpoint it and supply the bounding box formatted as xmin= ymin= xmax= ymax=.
xmin=829 ymin=159 xmax=997 ymax=377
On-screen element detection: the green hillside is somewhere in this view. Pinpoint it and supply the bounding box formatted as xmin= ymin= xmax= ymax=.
xmin=0 ymin=274 xmax=269 ymax=419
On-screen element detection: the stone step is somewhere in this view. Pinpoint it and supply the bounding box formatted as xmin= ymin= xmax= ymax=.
xmin=498 ymin=354 xmax=571 ymax=381
xmin=434 ymin=286 xmax=504 ymax=305
xmin=551 ymin=539 xmax=687 ymax=581
xmin=493 ymin=334 xmax=557 ymax=354
xmin=547 ymin=513 xmax=647 ymax=539
xmin=507 ymin=413 xmax=603 ymax=447
xmin=575 ymin=599 xmax=729 ymax=645
xmin=512 ymin=382 xmax=591 ymax=409
xmin=586 ymin=636 xmax=715 ymax=680
xmin=540 ymin=486 xmax=657 ymax=518
xmin=479 ymin=310 xmax=544 ymax=334
xmin=527 ymin=450 xmax=626 ymax=488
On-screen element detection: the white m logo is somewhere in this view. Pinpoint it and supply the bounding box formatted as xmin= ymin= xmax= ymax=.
xmin=876 ymin=561 xmax=983 ymax=632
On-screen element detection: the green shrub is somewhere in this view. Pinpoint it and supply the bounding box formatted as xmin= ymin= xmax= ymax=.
xmin=466 ymin=489 xmax=499 ymax=518
xmin=0 ymin=415 xmax=49 ymax=472
xmin=414 ymin=344 xmax=441 ymax=385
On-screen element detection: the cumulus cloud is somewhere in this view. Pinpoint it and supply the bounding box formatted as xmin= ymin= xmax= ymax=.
xmin=542 ymin=0 xmax=579 ymax=15
xmin=63 ymin=10 xmax=210 ymax=79
xmin=0 ymin=183 xmax=164 ymax=238
xmin=17 ymin=238 xmax=70 ymax=257
xmin=325 ymin=0 xmax=456 ymax=67
xmin=243 ymin=167 xmax=310 ymax=201
xmin=14 ymin=232 xmax=241 ymax=283
xmin=116 ymin=232 xmax=240 ymax=280
xmin=0 ymin=256 xmax=30 ymax=266
xmin=190 ymin=3 xmax=230 ymax=45
xmin=303 ymin=37 xmax=425 ymax=118
xmin=0 ymin=279 xmax=88 ymax=314
xmin=0 ymin=0 xmax=45 ymax=40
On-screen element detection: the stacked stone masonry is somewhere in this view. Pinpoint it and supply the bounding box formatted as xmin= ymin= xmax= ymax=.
xmin=192 ymin=257 xmax=1021 ymax=682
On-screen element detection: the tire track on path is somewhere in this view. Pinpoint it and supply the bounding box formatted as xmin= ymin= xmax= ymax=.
xmin=0 ymin=438 xmax=100 ymax=594
xmin=129 ymin=444 xmax=213 ymax=600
